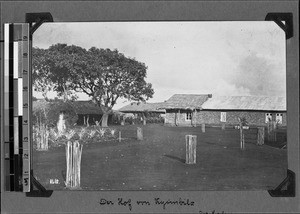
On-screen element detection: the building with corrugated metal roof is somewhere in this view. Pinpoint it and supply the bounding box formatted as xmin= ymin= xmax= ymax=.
xmin=200 ymin=96 xmax=286 ymax=127
xmin=159 ymin=94 xmax=286 ymax=127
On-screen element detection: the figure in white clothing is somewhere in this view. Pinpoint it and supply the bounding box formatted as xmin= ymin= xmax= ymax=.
xmin=57 ymin=111 xmax=66 ymax=135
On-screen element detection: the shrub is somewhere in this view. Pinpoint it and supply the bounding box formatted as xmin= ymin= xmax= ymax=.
xmin=97 ymin=128 xmax=106 ymax=137
xmin=109 ymin=128 xmax=116 ymax=137
xmin=110 ymin=113 xmax=121 ymax=125
xmin=47 ymin=100 xmax=78 ymax=128
xmin=125 ymin=117 xmax=134 ymax=125
xmin=33 ymin=100 xmax=78 ymax=128
xmin=32 ymin=100 xmax=50 ymax=125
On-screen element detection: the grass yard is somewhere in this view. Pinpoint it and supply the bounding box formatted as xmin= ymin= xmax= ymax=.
xmin=33 ymin=124 xmax=287 ymax=191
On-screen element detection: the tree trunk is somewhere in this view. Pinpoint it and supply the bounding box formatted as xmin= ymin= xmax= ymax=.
xmin=86 ymin=115 xmax=89 ymax=127
xmin=101 ymin=112 xmax=109 ymax=127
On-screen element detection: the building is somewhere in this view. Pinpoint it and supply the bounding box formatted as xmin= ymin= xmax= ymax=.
xmin=118 ymin=102 xmax=166 ymax=124
xmin=33 ymin=99 xmax=114 ymax=126
xmin=200 ymin=96 xmax=287 ymax=127
xmin=160 ymin=94 xmax=286 ymax=127
xmin=160 ymin=94 xmax=211 ymax=126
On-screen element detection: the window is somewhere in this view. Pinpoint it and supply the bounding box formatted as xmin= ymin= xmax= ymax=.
xmin=220 ymin=112 xmax=226 ymax=122
xmin=265 ymin=113 xmax=272 ymax=123
xmin=276 ymin=113 xmax=283 ymax=124
xmin=186 ymin=112 xmax=192 ymax=121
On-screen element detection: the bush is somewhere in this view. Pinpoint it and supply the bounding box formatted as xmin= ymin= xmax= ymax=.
xmin=110 ymin=113 xmax=122 ymax=125
xmin=33 ymin=100 xmax=78 ymax=128
xmin=32 ymin=100 xmax=50 ymax=125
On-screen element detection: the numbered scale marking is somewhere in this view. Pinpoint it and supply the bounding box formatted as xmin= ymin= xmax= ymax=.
xmin=3 ymin=23 xmax=30 ymax=192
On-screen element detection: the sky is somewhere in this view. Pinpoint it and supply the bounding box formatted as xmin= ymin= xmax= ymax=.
xmin=33 ymin=21 xmax=286 ymax=110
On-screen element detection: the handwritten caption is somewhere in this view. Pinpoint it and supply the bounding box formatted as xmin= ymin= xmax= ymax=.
xmin=99 ymin=197 xmax=195 ymax=211
xmin=98 ymin=197 xmax=227 ymax=213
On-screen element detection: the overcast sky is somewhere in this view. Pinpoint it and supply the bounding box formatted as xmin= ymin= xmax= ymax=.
xmin=33 ymin=21 xmax=286 ymax=110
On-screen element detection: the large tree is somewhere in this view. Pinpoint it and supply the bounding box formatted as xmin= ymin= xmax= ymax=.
xmin=33 ymin=44 xmax=154 ymax=127
xmin=33 ymin=44 xmax=86 ymax=101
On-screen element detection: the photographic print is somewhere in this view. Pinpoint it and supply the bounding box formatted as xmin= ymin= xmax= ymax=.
xmin=31 ymin=21 xmax=287 ymax=191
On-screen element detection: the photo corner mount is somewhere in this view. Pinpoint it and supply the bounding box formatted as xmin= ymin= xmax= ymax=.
xmin=268 ymin=169 xmax=295 ymax=197
xmin=25 ymin=12 xmax=53 ymax=36
xmin=265 ymin=12 xmax=293 ymax=40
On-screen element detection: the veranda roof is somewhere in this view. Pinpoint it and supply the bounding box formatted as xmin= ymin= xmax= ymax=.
xmin=71 ymin=100 xmax=103 ymax=114
xmin=201 ymin=96 xmax=286 ymax=111
xmin=159 ymin=94 xmax=210 ymax=110
xmin=118 ymin=102 xmax=165 ymax=113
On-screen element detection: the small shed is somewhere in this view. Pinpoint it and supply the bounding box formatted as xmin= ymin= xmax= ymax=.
xmin=118 ymin=102 xmax=166 ymax=125
xmin=159 ymin=94 xmax=211 ymax=126
xmin=200 ymin=96 xmax=287 ymax=127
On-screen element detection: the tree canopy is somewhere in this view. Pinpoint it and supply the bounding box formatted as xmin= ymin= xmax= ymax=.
xmin=33 ymin=43 xmax=154 ymax=126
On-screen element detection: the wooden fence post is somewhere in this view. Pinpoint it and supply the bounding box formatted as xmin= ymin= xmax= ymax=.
xmin=240 ymin=127 xmax=245 ymax=150
xmin=257 ymin=127 xmax=265 ymax=146
xmin=65 ymin=140 xmax=83 ymax=189
xmin=137 ymin=127 xmax=143 ymax=140
xmin=237 ymin=118 xmax=245 ymax=150
xmin=201 ymin=124 xmax=205 ymax=133
xmin=185 ymin=135 xmax=197 ymax=164
xmin=242 ymin=133 xmax=245 ymax=149
xmin=119 ymin=131 xmax=122 ymax=142
xmin=239 ymin=125 xmax=245 ymax=150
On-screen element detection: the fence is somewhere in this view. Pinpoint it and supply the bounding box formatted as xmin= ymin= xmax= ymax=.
xmin=34 ymin=124 xmax=49 ymax=151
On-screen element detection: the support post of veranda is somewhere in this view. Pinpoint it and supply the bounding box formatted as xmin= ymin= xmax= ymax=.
xmin=201 ymin=123 xmax=205 ymax=133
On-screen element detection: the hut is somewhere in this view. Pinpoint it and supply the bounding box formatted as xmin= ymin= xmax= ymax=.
xmin=160 ymin=94 xmax=211 ymax=126
xmin=118 ymin=102 xmax=166 ymax=125
xmin=200 ymin=96 xmax=287 ymax=127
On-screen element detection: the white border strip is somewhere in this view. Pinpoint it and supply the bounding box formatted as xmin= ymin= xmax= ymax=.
xmin=18 ymin=79 xmax=23 ymax=116
xmin=4 ymin=24 xmax=9 ymax=109
xmin=13 ymin=42 xmax=19 ymax=79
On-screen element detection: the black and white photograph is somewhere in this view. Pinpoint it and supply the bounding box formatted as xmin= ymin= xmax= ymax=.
xmin=31 ymin=21 xmax=287 ymax=191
